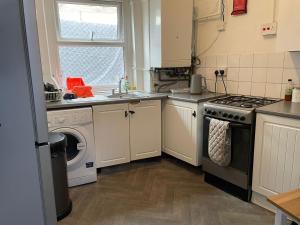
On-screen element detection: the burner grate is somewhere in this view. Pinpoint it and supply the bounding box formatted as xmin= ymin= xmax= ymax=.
xmin=210 ymin=96 xmax=278 ymax=109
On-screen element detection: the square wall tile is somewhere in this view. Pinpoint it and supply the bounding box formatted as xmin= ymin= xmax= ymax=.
xmin=253 ymin=53 xmax=268 ymax=68
xmin=268 ymin=52 xmax=284 ymax=68
xmin=252 ymin=68 xmax=267 ymax=83
xmin=217 ymin=81 xmax=227 ymax=94
xmin=217 ymin=55 xmax=228 ymax=67
xmin=206 ymin=68 xmax=218 ymax=80
xmin=266 ymin=68 xmax=283 ymax=84
xmin=206 ymin=55 xmax=217 ymax=68
xmin=265 ymin=83 xmax=282 ymax=98
xmin=239 ymin=68 xmax=253 ymax=82
xmin=206 ymin=79 xmax=216 ymax=92
xmin=251 ymin=83 xmax=266 ymax=97
xmin=240 ymin=53 xmax=253 ymax=67
xmin=282 ymin=68 xmax=300 ymax=84
xmin=227 ymin=81 xmax=239 ymax=94
xmin=228 ymin=54 xmax=240 ymax=67
xmin=197 ymin=67 xmax=206 ymax=76
xmin=281 ymin=84 xmax=287 ymax=99
xmin=284 ymin=52 xmax=300 ymax=69
xmin=238 ymin=82 xmax=252 ymax=95
xmin=227 ymin=68 xmax=239 ymax=81
xmin=199 ymin=56 xmax=206 ymax=68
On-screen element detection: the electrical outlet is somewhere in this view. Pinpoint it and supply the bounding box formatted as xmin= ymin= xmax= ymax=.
xmin=215 ymin=68 xmax=227 ymax=77
xmin=261 ymin=22 xmax=277 ymax=36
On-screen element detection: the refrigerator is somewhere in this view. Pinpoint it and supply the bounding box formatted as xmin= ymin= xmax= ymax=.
xmin=0 ymin=0 xmax=57 ymax=225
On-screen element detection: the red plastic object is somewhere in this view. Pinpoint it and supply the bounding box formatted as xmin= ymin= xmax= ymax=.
xmin=72 ymin=86 xmax=94 ymax=98
xmin=66 ymin=77 xmax=85 ymax=91
xmin=231 ymin=0 xmax=247 ymax=16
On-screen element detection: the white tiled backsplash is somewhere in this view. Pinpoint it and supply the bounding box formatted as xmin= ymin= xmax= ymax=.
xmin=198 ymin=52 xmax=300 ymax=99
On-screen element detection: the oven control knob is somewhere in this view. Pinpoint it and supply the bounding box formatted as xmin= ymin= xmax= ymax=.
xmin=212 ymin=111 xmax=217 ymax=116
xmin=240 ymin=116 xmax=246 ymax=121
xmin=207 ymin=110 xmax=212 ymax=114
xmin=234 ymin=115 xmax=240 ymax=120
xmin=222 ymin=113 xmax=228 ymax=118
xmin=228 ymin=114 xmax=233 ymax=119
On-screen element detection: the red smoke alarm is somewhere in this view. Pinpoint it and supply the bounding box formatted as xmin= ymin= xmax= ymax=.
xmin=231 ymin=0 xmax=248 ymax=15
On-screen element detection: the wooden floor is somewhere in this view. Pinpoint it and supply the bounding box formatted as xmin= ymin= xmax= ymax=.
xmin=59 ymin=156 xmax=274 ymax=225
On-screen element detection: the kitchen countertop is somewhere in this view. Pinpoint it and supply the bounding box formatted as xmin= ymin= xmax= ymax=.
xmin=47 ymin=92 xmax=168 ymax=110
xmin=167 ymin=92 xmax=225 ymax=103
xmin=256 ymin=101 xmax=300 ymax=120
xmin=47 ymin=91 xmax=224 ymax=110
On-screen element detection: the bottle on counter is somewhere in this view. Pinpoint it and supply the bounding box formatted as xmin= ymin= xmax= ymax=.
xmin=292 ymin=87 xmax=300 ymax=103
xmin=285 ymin=79 xmax=293 ymax=101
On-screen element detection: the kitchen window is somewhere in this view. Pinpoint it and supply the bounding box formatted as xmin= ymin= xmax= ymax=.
xmin=55 ymin=0 xmax=127 ymax=89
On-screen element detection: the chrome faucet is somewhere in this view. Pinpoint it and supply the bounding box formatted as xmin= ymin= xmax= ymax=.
xmin=118 ymin=77 xmax=124 ymax=94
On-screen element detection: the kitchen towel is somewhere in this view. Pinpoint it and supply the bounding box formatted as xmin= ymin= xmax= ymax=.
xmin=208 ymin=118 xmax=231 ymax=167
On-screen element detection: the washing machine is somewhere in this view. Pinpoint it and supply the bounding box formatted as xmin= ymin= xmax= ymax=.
xmin=47 ymin=108 xmax=97 ymax=187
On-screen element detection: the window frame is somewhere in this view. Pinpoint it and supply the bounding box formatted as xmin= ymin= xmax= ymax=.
xmin=53 ymin=0 xmax=130 ymax=91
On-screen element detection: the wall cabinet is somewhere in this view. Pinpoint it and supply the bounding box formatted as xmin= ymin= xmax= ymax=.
xmin=93 ymin=100 xmax=161 ymax=168
xmin=162 ymin=100 xmax=203 ymax=166
xmin=252 ymin=114 xmax=300 ymax=199
xmin=149 ymin=0 xmax=193 ymax=68
xmin=277 ymin=0 xmax=300 ymax=51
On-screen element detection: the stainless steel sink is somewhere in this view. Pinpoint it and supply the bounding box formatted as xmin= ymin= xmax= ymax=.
xmin=106 ymin=93 xmax=141 ymax=99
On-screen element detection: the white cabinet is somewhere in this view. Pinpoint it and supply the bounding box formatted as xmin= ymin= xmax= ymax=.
xmin=129 ymin=100 xmax=161 ymax=160
xmin=149 ymin=0 xmax=193 ymax=68
xmin=93 ymin=104 xmax=130 ymax=168
xmin=162 ymin=100 xmax=203 ymax=166
xmin=277 ymin=0 xmax=300 ymax=51
xmin=253 ymin=114 xmax=300 ymax=198
xmin=93 ymin=100 xmax=162 ymax=168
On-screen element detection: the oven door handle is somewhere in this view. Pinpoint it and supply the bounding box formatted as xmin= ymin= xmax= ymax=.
xmin=205 ymin=117 xmax=250 ymax=129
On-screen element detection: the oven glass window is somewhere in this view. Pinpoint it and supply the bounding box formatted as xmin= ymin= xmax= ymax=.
xmin=64 ymin=133 xmax=80 ymax=161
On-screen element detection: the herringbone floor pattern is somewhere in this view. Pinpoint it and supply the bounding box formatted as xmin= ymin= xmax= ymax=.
xmin=59 ymin=157 xmax=274 ymax=225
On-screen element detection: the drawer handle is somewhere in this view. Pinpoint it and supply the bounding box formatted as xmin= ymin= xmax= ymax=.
xmin=192 ymin=111 xmax=197 ymax=118
xmin=125 ymin=111 xmax=128 ymax=118
xmin=129 ymin=110 xmax=136 ymax=115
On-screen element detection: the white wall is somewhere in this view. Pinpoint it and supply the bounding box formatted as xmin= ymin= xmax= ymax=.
xmin=195 ymin=0 xmax=300 ymax=98
xmin=195 ymin=0 xmax=278 ymax=55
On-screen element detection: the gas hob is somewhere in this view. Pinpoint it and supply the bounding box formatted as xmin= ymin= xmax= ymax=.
xmin=204 ymin=95 xmax=280 ymax=124
xmin=209 ymin=95 xmax=278 ymax=109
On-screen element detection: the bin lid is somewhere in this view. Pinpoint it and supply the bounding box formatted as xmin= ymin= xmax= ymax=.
xmin=49 ymin=132 xmax=66 ymax=152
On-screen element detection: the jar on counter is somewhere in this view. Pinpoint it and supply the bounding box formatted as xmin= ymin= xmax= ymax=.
xmin=285 ymin=79 xmax=293 ymax=101
xmin=292 ymin=87 xmax=300 ymax=103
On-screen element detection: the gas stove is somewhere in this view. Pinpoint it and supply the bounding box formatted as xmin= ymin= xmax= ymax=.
xmin=202 ymin=95 xmax=280 ymax=201
xmin=204 ymin=95 xmax=279 ymax=124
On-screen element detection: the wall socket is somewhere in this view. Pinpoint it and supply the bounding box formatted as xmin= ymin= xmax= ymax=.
xmin=215 ymin=68 xmax=227 ymax=77
xmin=261 ymin=22 xmax=277 ymax=36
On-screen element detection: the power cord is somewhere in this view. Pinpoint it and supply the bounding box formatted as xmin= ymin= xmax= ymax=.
xmin=220 ymin=70 xmax=228 ymax=95
xmin=214 ymin=70 xmax=219 ymax=93
xmin=214 ymin=70 xmax=228 ymax=94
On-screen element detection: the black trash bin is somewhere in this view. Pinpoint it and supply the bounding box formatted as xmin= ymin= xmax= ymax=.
xmin=49 ymin=132 xmax=72 ymax=221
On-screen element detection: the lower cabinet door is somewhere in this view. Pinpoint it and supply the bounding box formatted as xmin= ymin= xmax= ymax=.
xmin=253 ymin=114 xmax=300 ymax=197
xmin=129 ymin=100 xmax=162 ymax=160
xmin=93 ymin=104 xmax=130 ymax=168
xmin=162 ymin=100 xmax=199 ymax=166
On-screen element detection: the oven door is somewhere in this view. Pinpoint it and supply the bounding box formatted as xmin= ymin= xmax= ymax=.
xmin=202 ymin=116 xmax=252 ymax=189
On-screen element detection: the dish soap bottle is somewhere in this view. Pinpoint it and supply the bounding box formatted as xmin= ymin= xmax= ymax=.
xmin=123 ymin=75 xmax=129 ymax=93
xmin=285 ymin=79 xmax=293 ymax=101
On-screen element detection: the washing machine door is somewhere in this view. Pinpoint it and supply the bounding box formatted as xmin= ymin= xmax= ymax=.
xmin=51 ymin=128 xmax=87 ymax=168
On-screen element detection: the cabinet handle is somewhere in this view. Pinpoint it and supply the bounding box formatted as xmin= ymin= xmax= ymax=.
xmin=129 ymin=110 xmax=136 ymax=115
xmin=125 ymin=111 xmax=128 ymax=118
xmin=192 ymin=111 xmax=197 ymax=118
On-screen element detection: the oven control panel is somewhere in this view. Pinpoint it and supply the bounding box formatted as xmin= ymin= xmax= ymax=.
xmin=203 ymin=104 xmax=254 ymax=124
